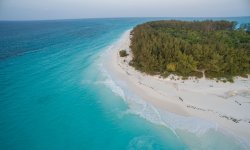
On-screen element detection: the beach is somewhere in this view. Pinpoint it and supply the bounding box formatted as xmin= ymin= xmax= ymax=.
xmin=102 ymin=30 xmax=250 ymax=148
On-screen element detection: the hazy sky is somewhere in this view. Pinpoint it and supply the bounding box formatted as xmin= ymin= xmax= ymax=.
xmin=0 ymin=0 xmax=249 ymax=20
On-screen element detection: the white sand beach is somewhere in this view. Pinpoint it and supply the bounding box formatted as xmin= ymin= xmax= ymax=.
xmin=102 ymin=30 xmax=250 ymax=148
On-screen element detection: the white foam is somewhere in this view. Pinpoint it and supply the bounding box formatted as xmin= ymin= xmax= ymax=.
xmin=97 ymin=65 xmax=126 ymax=100
xmin=127 ymin=135 xmax=157 ymax=150
xmin=99 ymin=62 xmax=217 ymax=137
xmin=124 ymin=92 xmax=217 ymax=136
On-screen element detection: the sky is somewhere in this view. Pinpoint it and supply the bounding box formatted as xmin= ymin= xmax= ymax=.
xmin=0 ymin=0 xmax=249 ymax=20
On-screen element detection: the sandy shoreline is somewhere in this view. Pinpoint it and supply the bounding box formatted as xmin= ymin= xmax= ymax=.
xmin=102 ymin=30 xmax=250 ymax=148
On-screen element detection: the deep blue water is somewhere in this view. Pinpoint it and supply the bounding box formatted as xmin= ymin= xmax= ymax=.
xmin=0 ymin=17 xmax=250 ymax=150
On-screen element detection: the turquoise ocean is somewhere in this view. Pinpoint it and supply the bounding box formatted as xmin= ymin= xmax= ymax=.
xmin=0 ymin=17 xmax=250 ymax=150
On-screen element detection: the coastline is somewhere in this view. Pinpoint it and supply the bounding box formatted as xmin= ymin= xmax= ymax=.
xmin=101 ymin=30 xmax=250 ymax=148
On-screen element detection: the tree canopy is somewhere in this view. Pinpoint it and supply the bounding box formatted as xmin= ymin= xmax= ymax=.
xmin=129 ymin=20 xmax=250 ymax=81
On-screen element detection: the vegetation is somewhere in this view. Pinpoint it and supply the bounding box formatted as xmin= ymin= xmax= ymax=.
xmin=130 ymin=20 xmax=250 ymax=81
xmin=119 ymin=50 xmax=128 ymax=57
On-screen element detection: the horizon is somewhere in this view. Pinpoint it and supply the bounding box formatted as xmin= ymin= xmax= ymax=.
xmin=0 ymin=0 xmax=249 ymax=21
xmin=0 ymin=16 xmax=250 ymax=22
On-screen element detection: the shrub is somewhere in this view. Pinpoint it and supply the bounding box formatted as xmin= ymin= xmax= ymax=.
xmin=166 ymin=63 xmax=176 ymax=72
xmin=161 ymin=71 xmax=170 ymax=78
xmin=119 ymin=50 xmax=128 ymax=57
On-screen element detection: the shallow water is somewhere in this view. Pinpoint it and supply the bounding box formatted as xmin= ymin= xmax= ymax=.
xmin=0 ymin=17 xmax=249 ymax=150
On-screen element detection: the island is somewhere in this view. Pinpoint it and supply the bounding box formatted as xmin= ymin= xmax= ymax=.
xmin=103 ymin=20 xmax=250 ymax=148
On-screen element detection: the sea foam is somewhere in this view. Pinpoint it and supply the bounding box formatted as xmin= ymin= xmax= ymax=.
xmin=99 ymin=58 xmax=217 ymax=137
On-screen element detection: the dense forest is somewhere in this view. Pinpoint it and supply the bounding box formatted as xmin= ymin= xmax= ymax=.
xmin=129 ymin=20 xmax=250 ymax=81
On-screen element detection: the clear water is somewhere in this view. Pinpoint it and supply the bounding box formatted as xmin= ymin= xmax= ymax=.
xmin=0 ymin=17 xmax=249 ymax=150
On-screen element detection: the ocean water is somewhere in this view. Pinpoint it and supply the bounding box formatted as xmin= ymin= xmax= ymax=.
xmin=0 ymin=17 xmax=249 ymax=150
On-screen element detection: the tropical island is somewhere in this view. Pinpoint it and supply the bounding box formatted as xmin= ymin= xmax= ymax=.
xmin=128 ymin=20 xmax=250 ymax=81
xmin=106 ymin=20 xmax=250 ymax=148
